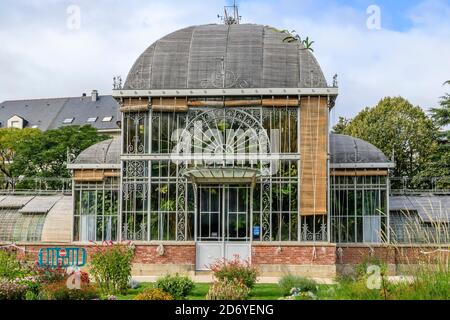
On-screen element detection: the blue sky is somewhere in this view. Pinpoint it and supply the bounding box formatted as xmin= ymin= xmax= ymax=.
xmin=0 ymin=0 xmax=449 ymax=122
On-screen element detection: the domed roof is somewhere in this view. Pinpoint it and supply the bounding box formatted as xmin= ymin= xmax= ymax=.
xmin=330 ymin=134 xmax=389 ymax=165
xmin=74 ymin=138 xmax=120 ymax=165
xmin=124 ymin=24 xmax=328 ymax=90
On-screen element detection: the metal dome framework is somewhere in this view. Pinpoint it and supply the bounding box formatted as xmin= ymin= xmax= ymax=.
xmin=123 ymin=24 xmax=328 ymax=91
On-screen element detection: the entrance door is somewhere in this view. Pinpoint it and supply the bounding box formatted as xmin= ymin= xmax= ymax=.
xmin=196 ymin=186 xmax=251 ymax=271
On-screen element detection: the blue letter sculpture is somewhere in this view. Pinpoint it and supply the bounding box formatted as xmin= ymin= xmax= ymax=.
xmin=38 ymin=248 xmax=86 ymax=269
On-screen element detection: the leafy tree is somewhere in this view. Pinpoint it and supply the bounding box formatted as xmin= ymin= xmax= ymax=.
xmin=0 ymin=128 xmax=41 ymax=186
xmin=430 ymin=81 xmax=450 ymax=127
xmin=338 ymin=97 xmax=438 ymax=179
xmin=12 ymin=125 xmax=109 ymax=180
xmin=421 ymin=81 xmax=450 ymax=187
xmin=332 ymin=117 xmax=351 ymax=134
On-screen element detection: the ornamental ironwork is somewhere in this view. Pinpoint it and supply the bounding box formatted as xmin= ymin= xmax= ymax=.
xmin=201 ymin=57 xmax=249 ymax=89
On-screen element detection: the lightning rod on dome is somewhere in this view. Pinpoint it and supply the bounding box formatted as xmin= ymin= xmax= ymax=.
xmin=218 ymin=0 xmax=241 ymax=25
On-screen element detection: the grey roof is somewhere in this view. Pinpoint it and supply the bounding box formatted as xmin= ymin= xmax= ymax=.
xmin=0 ymin=195 xmax=72 ymax=243
xmin=390 ymin=195 xmax=450 ymax=223
xmin=330 ymin=134 xmax=389 ymax=164
xmin=49 ymin=95 xmax=120 ymax=131
xmin=124 ymin=24 xmax=328 ymax=90
xmin=19 ymin=196 xmax=62 ymax=214
xmin=0 ymin=94 xmax=120 ymax=132
xmin=0 ymin=196 xmax=34 ymax=209
xmin=74 ymin=137 xmax=120 ymax=165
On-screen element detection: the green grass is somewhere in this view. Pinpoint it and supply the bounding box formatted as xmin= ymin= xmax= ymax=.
xmin=116 ymin=283 xmax=284 ymax=301
xmin=114 ymin=271 xmax=450 ymax=301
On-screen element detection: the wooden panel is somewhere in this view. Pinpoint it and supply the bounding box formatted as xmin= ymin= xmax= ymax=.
xmin=261 ymin=98 xmax=299 ymax=107
xmin=187 ymin=100 xmax=225 ymax=107
xmin=104 ymin=170 xmax=120 ymax=178
xmin=152 ymin=97 xmax=188 ymax=112
xmin=331 ymin=170 xmax=388 ymax=177
xmin=187 ymin=98 xmax=300 ymax=108
xmin=300 ymin=96 xmax=328 ymax=216
xmin=225 ymin=100 xmax=261 ymax=107
xmin=73 ymin=169 xmax=119 ymax=182
xmin=120 ymin=98 xmax=150 ymax=113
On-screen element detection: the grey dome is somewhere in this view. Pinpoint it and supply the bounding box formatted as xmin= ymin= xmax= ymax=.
xmin=330 ymin=134 xmax=389 ymax=164
xmin=124 ymin=24 xmax=328 ymax=90
xmin=74 ymin=138 xmax=120 ymax=165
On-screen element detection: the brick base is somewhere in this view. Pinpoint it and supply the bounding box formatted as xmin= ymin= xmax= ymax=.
xmin=335 ymin=245 xmax=450 ymax=276
xmin=2 ymin=243 xmax=448 ymax=278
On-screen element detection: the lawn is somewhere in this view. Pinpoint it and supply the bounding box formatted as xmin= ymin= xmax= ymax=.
xmin=117 ymin=283 xmax=285 ymax=301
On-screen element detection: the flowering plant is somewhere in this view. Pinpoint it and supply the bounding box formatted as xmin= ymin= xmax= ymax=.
xmin=209 ymin=255 xmax=259 ymax=289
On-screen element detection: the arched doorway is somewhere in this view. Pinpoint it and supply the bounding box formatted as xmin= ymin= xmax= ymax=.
xmin=173 ymin=108 xmax=272 ymax=270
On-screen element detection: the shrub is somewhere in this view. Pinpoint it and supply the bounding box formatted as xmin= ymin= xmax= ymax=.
xmin=17 ymin=276 xmax=41 ymax=296
xmin=278 ymin=274 xmax=318 ymax=296
xmin=134 ymin=288 xmax=174 ymax=301
xmin=0 ymin=279 xmax=28 ymax=300
xmin=40 ymin=280 xmax=98 ymax=300
xmin=25 ymin=290 xmax=39 ymax=301
xmin=206 ymin=280 xmax=251 ymax=301
xmin=89 ymin=245 xmax=135 ymax=295
xmin=209 ymin=256 xmax=259 ymax=289
xmin=0 ymin=251 xmax=26 ymax=280
xmin=156 ymin=274 xmax=194 ymax=300
xmin=31 ymin=265 xmax=67 ymax=285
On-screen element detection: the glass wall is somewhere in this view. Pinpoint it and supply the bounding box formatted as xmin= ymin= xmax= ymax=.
xmin=73 ymin=178 xmax=120 ymax=242
xmin=122 ymin=160 xmax=195 ymax=242
xmin=0 ymin=209 xmax=46 ymax=242
xmin=330 ymin=175 xmax=388 ymax=243
xmin=123 ymin=112 xmax=149 ymax=154
xmin=252 ymin=160 xmax=299 ymax=242
xmin=121 ymin=106 xmax=332 ymax=243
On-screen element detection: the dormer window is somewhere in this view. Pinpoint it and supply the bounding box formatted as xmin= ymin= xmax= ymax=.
xmin=87 ymin=117 xmax=98 ymax=123
xmin=63 ymin=118 xmax=74 ymax=124
xmin=7 ymin=115 xmax=25 ymax=129
xmin=102 ymin=116 xmax=113 ymax=122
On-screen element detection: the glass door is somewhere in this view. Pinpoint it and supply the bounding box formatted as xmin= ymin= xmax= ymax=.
xmin=196 ymin=185 xmax=251 ymax=270
xmin=225 ymin=186 xmax=250 ymax=242
xmin=198 ymin=187 xmax=222 ymax=241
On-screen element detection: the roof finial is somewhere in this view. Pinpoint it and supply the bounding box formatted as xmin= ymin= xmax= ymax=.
xmin=218 ymin=0 xmax=241 ymax=25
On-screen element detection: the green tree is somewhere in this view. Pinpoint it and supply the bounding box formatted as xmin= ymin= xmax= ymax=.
xmin=332 ymin=117 xmax=351 ymax=134
xmin=12 ymin=125 xmax=109 ymax=180
xmin=421 ymin=81 xmax=450 ymax=187
xmin=339 ymin=97 xmax=438 ymax=179
xmin=0 ymin=128 xmax=41 ymax=185
xmin=430 ymin=81 xmax=450 ymax=127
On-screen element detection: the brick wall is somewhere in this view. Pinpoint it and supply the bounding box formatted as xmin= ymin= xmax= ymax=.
xmin=6 ymin=244 xmax=195 ymax=266
xmin=133 ymin=245 xmax=195 ymax=265
xmin=336 ymin=246 xmax=450 ymax=265
xmin=252 ymin=245 xmax=336 ymax=265
xmin=4 ymin=243 xmax=448 ymax=269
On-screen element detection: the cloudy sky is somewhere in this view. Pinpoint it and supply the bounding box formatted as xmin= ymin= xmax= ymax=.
xmin=0 ymin=0 xmax=449 ymax=122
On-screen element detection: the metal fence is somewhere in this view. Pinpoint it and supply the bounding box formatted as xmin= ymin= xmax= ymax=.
xmin=0 ymin=177 xmax=72 ymax=195
xmin=390 ymin=177 xmax=450 ymax=195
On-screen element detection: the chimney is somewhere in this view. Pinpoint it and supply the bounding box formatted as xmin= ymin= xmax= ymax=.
xmin=91 ymin=90 xmax=98 ymax=102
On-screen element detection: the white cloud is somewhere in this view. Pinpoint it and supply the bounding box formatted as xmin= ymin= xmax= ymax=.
xmin=0 ymin=0 xmax=449 ymax=124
